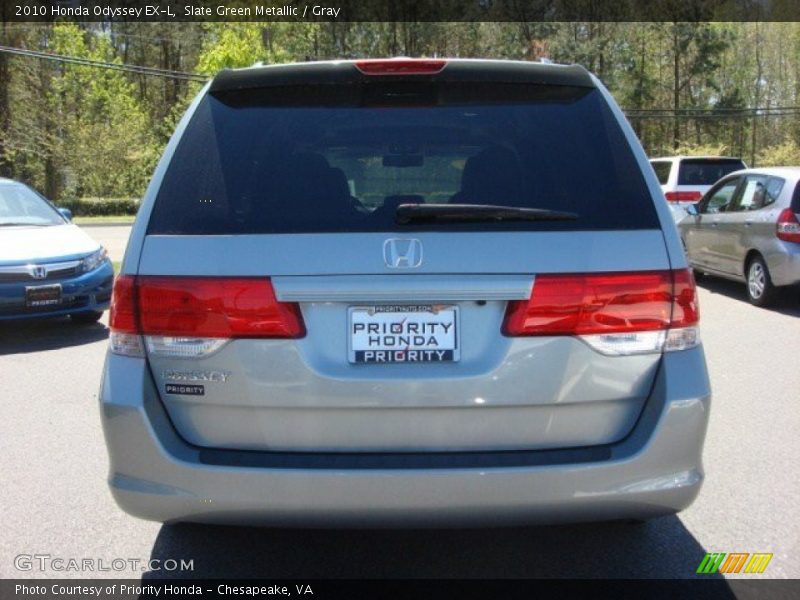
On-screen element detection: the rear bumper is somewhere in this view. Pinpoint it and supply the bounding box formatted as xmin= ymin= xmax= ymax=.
xmin=99 ymin=347 xmax=711 ymax=527
xmin=766 ymin=241 xmax=800 ymax=287
xmin=0 ymin=261 xmax=113 ymax=320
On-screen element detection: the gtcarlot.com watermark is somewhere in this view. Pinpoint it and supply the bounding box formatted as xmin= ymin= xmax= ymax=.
xmin=14 ymin=554 xmax=194 ymax=573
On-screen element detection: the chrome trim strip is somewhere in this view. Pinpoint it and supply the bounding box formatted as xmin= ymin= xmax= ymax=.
xmin=0 ymin=259 xmax=82 ymax=274
xmin=272 ymin=274 xmax=534 ymax=302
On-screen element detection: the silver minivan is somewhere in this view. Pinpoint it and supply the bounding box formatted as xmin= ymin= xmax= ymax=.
xmin=680 ymin=167 xmax=800 ymax=306
xmin=100 ymin=59 xmax=711 ymax=526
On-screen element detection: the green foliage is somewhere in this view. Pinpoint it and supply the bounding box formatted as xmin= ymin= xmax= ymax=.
xmin=51 ymin=24 xmax=158 ymax=198
xmin=673 ymin=142 xmax=732 ymax=157
xmin=756 ymin=140 xmax=800 ymax=167
xmin=58 ymin=197 xmax=139 ymax=216
xmin=197 ymin=24 xmax=290 ymax=73
xmin=1 ymin=22 xmax=800 ymax=201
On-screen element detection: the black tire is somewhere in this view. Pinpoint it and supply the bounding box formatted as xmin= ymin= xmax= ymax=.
xmin=70 ymin=310 xmax=104 ymax=325
xmin=746 ymin=255 xmax=778 ymax=307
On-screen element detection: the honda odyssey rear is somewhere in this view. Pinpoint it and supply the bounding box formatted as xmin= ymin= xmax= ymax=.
xmin=99 ymin=59 xmax=711 ymax=526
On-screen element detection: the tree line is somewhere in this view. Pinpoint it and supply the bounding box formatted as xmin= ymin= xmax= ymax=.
xmin=0 ymin=21 xmax=799 ymax=201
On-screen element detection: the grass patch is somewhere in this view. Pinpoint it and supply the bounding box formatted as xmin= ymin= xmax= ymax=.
xmin=112 ymin=261 xmax=121 ymax=274
xmin=73 ymin=215 xmax=135 ymax=225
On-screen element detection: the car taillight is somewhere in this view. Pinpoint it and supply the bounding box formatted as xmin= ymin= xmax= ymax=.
xmin=665 ymin=191 xmax=703 ymax=203
xmin=503 ymin=269 xmax=700 ymax=355
xmin=776 ymin=208 xmax=800 ymax=243
xmin=109 ymin=275 xmax=144 ymax=357
xmin=354 ymin=59 xmax=447 ymax=76
xmin=109 ymin=275 xmax=137 ymax=333
xmin=109 ymin=276 xmax=305 ymax=358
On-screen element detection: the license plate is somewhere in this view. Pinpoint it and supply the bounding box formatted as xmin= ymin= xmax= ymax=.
xmin=25 ymin=284 xmax=62 ymax=307
xmin=348 ymin=305 xmax=459 ymax=364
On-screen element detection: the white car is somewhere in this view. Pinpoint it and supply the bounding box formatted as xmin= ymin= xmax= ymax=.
xmin=650 ymin=156 xmax=746 ymax=222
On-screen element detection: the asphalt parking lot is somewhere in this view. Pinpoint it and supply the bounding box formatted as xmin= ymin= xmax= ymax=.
xmin=1 ymin=225 xmax=798 ymax=582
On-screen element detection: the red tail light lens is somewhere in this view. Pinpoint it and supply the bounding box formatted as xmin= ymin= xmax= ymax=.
xmin=109 ymin=276 xmax=304 ymax=338
xmin=671 ymin=268 xmax=700 ymax=327
xmin=665 ymin=191 xmax=703 ymax=203
xmin=503 ymin=269 xmax=698 ymax=337
xmin=354 ymin=59 xmax=447 ymax=76
xmin=776 ymin=208 xmax=800 ymax=243
xmin=109 ymin=275 xmax=138 ymax=334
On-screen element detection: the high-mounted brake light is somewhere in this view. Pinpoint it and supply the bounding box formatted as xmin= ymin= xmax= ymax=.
xmin=354 ymin=59 xmax=447 ymax=76
xmin=109 ymin=276 xmax=305 ymax=357
xmin=503 ymin=269 xmax=700 ymax=355
xmin=665 ymin=191 xmax=702 ymax=203
xmin=776 ymin=208 xmax=800 ymax=243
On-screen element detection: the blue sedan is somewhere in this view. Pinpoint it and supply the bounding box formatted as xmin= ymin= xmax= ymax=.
xmin=0 ymin=178 xmax=114 ymax=323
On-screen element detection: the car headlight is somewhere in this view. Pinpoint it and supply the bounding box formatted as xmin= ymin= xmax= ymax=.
xmin=80 ymin=247 xmax=109 ymax=273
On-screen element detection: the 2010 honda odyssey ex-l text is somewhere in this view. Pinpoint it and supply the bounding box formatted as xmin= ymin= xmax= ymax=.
xmin=100 ymin=58 xmax=711 ymax=526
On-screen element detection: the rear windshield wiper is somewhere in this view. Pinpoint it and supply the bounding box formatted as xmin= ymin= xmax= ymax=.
xmin=395 ymin=203 xmax=578 ymax=225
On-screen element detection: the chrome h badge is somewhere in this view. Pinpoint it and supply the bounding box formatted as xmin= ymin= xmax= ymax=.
xmin=383 ymin=238 xmax=423 ymax=269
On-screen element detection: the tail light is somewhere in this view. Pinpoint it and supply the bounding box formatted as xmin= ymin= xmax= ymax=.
xmin=665 ymin=191 xmax=703 ymax=203
xmin=109 ymin=276 xmax=305 ymax=358
xmin=503 ymin=269 xmax=700 ymax=355
xmin=109 ymin=275 xmax=144 ymax=357
xmin=776 ymin=208 xmax=800 ymax=243
xmin=354 ymin=59 xmax=447 ymax=76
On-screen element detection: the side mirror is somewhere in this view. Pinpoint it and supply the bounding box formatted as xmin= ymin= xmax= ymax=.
xmin=58 ymin=208 xmax=73 ymax=221
xmin=686 ymin=204 xmax=699 ymax=216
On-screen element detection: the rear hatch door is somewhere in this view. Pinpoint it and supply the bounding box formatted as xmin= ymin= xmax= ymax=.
xmin=138 ymin=63 xmax=673 ymax=453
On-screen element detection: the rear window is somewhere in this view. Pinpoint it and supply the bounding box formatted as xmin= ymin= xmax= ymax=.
xmin=148 ymin=83 xmax=659 ymax=234
xmin=650 ymin=161 xmax=672 ymax=185
xmin=677 ymin=159 xmax=745 ymax=186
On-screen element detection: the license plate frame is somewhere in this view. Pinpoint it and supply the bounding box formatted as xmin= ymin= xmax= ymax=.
xmin=348 ymin=304 xmax=460 ymax=364
xmin=25 ymin=284 xmax=62 ymax=308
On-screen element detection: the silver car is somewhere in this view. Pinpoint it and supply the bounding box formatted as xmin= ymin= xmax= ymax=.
xmin=100 ymin=58 xmax=710 ymax=526
xmin=680 ymin=167 xmax=800 ymax=306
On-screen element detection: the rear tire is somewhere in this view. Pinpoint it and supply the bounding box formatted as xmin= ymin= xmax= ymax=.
xmin=746 ymin=255 xmax=778 ymax=307
xmin=70 ymin=310 xmax=104 ymax=325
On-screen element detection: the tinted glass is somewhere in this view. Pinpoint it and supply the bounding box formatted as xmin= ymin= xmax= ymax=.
xmin=765 ymin=177 xmax=785 ymax=207
xmin=148 ymin=85 xmax=659 ymax=234
xmin=0 ymin=182 xmax=64 ymax=226
xmin=703 ymin=179 xmax=739 ymax=214
xmin=678 ymin=159 xmax=745 ymax=186
xmin=650 ymin=161 xmax=672 ymax=184
xmin=793 ymin=180 xmax=800 ymax=212
xmin=732 ymin=175 xmax=785 ymax=212
xmin=735 ymin=176 xmax=768 ymax=211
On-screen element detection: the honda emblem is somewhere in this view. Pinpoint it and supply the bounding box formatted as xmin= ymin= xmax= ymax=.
xmin=383 ymin=238 xmax=423 ymax=269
